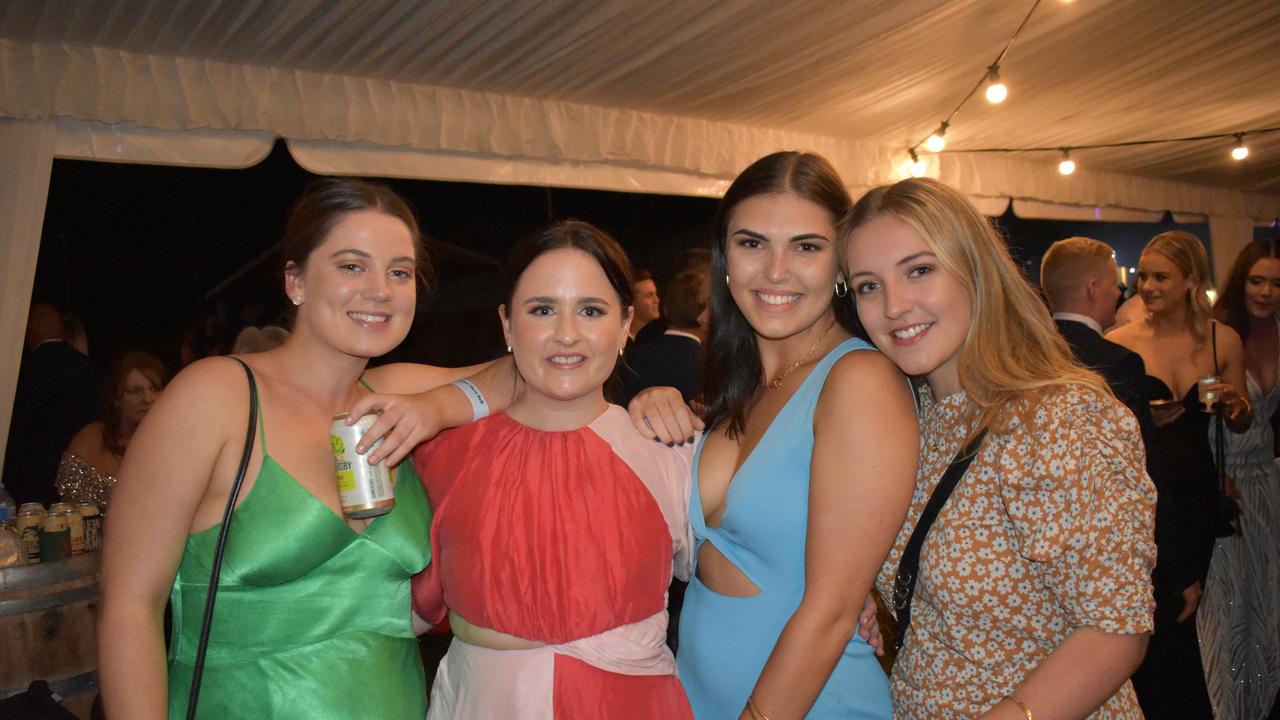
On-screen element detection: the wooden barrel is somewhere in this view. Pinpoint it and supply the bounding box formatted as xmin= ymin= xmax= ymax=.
xmin=0 ymin=553 xmax=100 ymax=719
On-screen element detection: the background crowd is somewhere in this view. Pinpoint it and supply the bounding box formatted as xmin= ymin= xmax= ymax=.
xmin=2 ymin=159 xmax=1279 ymax=719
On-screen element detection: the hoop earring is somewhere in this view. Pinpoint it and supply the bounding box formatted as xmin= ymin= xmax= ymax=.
xmin=834 ymin=279 xmax=848 ymax=298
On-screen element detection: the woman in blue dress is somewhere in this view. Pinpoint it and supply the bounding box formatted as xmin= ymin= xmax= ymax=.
xmin=674 ymin=151 xmax=918 ymax=719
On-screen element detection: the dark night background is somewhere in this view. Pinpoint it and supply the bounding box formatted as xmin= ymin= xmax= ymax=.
xmin=28 ymin=139 xmax=1276 ymax=375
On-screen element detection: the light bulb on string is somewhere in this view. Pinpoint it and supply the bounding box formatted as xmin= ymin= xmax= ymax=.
xmin=1232 ymin=134 xmax=1249 ymax=161
xmin=925 ymin=122 xmax=948 ymax=153
xmin=907 ymin=149 xmax=927 ymax=177
xmin=985 ymin=66 xmax=1007 ymax=104
xmin=1058 ymin=148 xmax=1076 ymax=175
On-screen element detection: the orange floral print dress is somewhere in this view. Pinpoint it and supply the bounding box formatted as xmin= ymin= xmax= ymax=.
xmin=876 ymin=384 xmax=1157 ymax=719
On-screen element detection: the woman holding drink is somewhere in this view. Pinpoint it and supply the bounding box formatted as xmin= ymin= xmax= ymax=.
xmin=1106 ymin=230 xmax=1251 ymax=720
xmin=98 ymin=178 xmax=506 ymax=719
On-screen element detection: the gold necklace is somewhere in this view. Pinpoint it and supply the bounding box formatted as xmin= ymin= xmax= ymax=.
xmin=762 ymin=318 xmax=838 ymax=390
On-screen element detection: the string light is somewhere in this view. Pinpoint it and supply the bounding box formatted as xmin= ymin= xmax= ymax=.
xmin=1058 ymin=148 xmax=1076 ymax=175
xmin=925 ymin=122 xmax=948 ymax=153
xmin=907 ymin=0 xmax=1041 ymax=158
xmin=907 ymin=149 xmax=928 ymax=177
xmin=938 ymin=126 xmax=1278 ymax=172
xmin=985 ymin=66 xmax=1008 ymax=104
xmin=1232 ymin=134 xmax=1249 ymax=161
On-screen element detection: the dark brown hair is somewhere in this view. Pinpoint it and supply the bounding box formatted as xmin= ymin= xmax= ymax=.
xmin=704 ymin=151 xmax=859 ymax=438
xmin=500 ymin=221 xmax=635 ymax=400
xmin=1215 ymin=238 xmax=1280 ymax=343
xmin=283 ymin=178 xmax=434 ymax=299
xmin=501 ymin=220 xmax=634 ymax=310
xmin=102 ymin=351 xmax=168 ymax=456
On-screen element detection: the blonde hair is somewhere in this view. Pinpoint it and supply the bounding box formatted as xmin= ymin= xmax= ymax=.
xmin=1142 ymin=230 xmax=1214 ymax=344
xmin=1039 ymin=236 xmax=1115 ymax=310
xmin=839 ymin=178 xmax=1109 ymax=434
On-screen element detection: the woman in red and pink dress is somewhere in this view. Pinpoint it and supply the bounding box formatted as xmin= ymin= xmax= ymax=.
xmin=411 ymin=221 xmax=695 ymax=718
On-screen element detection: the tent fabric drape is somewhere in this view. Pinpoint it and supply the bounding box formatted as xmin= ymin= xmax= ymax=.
xmin=55 ymin=118 xmax=276 ymax=168
xmin=3 ymin=38 xmax=1277 ymax=222
xmin=0 ymin=117 xmax=56 ymax=469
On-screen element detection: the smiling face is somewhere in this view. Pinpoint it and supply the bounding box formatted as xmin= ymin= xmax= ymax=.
xmin=1136 ymin=250 xmax=1195 ymax=317
xmin=501 ymin=247 xmax=632 ymax=418
xmin=724 ymin=192 xmax=842 ymax=342
xmin=1244 ymin=257 xmax=1280 ymax=320
xmin=118 ymin=368 xmax=162 ymax=427
xmin=845 ymin=214 xmax=971 ymax=397
xmin=286 ymin=209 xmax=417 ymax=359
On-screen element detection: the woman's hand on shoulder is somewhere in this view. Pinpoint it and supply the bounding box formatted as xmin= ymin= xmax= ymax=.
xmin=627 ymin=386 xmax=704 ymax=446
xmin=344 ymin=391 xmax=448 ymax=467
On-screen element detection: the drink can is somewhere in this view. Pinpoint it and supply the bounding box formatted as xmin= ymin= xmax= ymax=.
xmin=78 ymin=503 xmax=102 ymax=552
xmin=65 ymin=508 xmax=85 ymax=556
xmin=330 ymin=413 xmax=396 ymax=518
xmin=18 ymin=502 xmax=46 ymax=522
xmin=17 ymin=508 xmax=41 ymax=564
xmin=39 ymin=510 xmax=71 ymax=562
xmin=1198 ymin=374 xmax=1220 ymax=410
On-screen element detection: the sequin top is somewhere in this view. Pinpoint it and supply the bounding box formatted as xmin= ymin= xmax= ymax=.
xmin=55 ymin=453 xmax=117 ymax=508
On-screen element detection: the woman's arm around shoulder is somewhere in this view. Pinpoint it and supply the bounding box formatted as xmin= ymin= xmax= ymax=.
xmin=743 ymin=349 xmax=919 ymax=719
xmin=349 ymin=356 xmax=516 ymax=465
xmin=98 ymin=356 xmax=251 ymax=720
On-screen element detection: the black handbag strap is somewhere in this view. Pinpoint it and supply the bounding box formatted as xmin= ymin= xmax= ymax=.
xmin=892 ymin=428 xmax=987 ymax=649
xmin=186 ymin=356 xmax=258 ymax=720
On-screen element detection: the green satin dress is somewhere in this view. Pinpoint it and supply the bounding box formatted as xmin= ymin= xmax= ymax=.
xmin=167 ymin=384 xmax=431 ymax=719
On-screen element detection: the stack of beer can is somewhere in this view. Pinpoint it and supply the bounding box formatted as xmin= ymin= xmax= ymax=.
xmin=11 ymin=501 xmax=102 ymax=564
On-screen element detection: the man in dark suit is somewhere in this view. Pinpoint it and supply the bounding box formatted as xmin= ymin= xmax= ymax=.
xmin=622 ymin=270 xmax=708 ymax=408
xmin=1041 ymin=237 xmax=1212 ymax=720
xmin=3 ymin=303 xmax=103 ymax=506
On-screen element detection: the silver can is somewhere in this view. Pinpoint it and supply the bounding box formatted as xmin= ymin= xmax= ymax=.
xmin=16 ymin=508 xmax=41 ymax=563
xmin=18 ymin=502 xmax=46 ymax=522
xmin=77 ymin=503 xmax=102 ymax=552
xmin=330 ymin=412 xmax=396 ymax=518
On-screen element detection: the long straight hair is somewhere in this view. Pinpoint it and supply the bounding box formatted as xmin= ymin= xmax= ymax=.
xmin=703 ymin=151 xmax=859 ymax=438
xmin=1214 ymin=238 xmax=1280 ymax=344
xmin=839 ymin=178 xmax=1109 ymax=434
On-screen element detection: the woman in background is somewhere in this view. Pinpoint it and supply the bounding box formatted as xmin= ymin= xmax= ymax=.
xmin=57 ymin=351 xmax=167 ymax=508
xmin=843 ymin=177 xmax=1155 ymax=719
xmin=412 ymin=221 xmax=694 ymax=717
xmin=1107 ymin=230 xmax=1252 ymax=720
xmin=1200 ymin=238 xmax=1280 ymax=720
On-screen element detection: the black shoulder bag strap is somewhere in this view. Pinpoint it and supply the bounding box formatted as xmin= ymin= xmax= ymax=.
xmin=186 ymin=357 xmax=258 ymax=720
xmin=892 ymin=428 xmax=987 ymax=649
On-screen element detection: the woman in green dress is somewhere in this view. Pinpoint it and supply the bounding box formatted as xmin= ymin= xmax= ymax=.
xmin=98 ymin=178 xmax=502 ymax=718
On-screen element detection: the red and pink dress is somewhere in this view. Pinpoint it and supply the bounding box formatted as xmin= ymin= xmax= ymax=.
xmin=411 ymin=405 xmax=694 ymax=719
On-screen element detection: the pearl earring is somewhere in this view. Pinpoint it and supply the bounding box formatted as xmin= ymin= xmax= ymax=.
xmin=292 ymin=296 xmax=303 ymax=306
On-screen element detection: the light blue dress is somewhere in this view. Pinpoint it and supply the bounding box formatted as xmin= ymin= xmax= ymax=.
xmin=677 ymin=337 xmax=892 ymax=719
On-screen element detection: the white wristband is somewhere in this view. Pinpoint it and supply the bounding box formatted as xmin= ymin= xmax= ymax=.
xmin=451 ymin=379 xmax=490 ymax=422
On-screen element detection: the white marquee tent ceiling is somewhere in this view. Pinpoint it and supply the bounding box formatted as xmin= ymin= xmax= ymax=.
xmin=2 ymin=0 xmax=1278 ymax=195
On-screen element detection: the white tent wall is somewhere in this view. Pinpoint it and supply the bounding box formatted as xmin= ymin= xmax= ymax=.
xmin=0 ymin=118 xmax=56 ymax=472
xmin=2 ymin=36 xmax=1280 ymax=474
